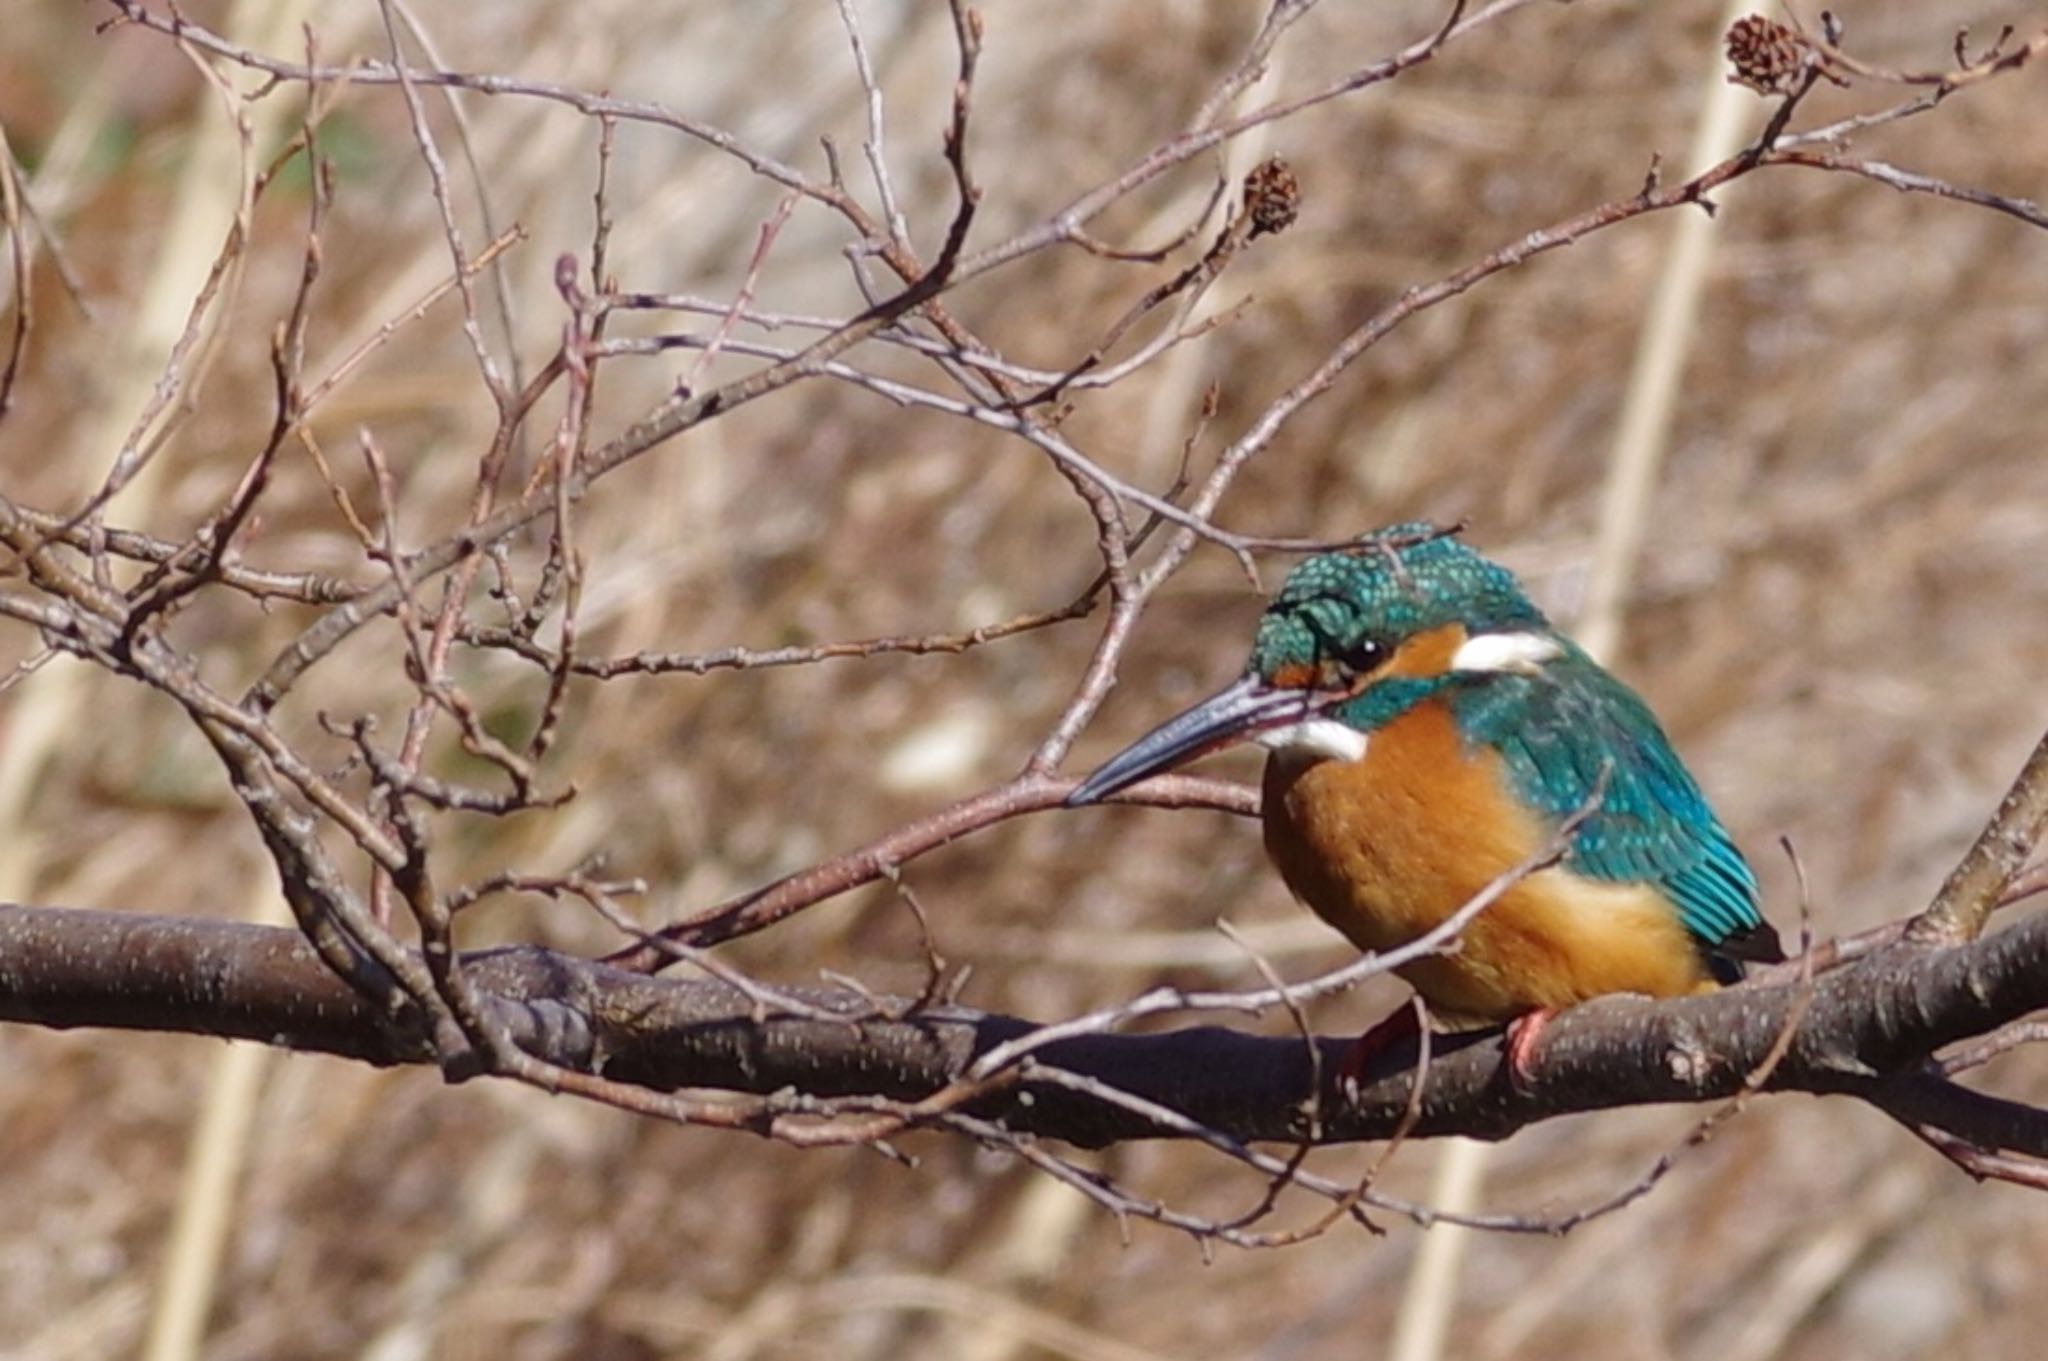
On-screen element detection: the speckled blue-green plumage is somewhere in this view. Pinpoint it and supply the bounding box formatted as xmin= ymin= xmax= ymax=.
xmin=1250 ymin=526 xmax=1544 ymax=678
xmin=1249 ymin=525 xmax=1765 ymax=956
xmin=1448 ymin=640 xmax=1763 ymax=953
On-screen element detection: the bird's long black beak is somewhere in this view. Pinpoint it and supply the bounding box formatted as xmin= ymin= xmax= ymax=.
xmin=1065 ymin=674 xmax=1314 ymax=806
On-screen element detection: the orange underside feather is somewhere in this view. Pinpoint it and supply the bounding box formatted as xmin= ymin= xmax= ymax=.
xmin=1262 ymin=631 xmax=1710 ymax=1025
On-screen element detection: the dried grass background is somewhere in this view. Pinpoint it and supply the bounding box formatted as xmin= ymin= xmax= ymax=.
xmin=3 ymin=2 xmax=2047 ymax=1359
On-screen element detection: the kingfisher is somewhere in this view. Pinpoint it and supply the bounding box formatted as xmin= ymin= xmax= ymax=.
xmin=1066 ymin=523 xmax=1782 ymax=1085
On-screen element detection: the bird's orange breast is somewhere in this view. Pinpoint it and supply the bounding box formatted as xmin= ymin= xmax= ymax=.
xmin=1261 ymin=692 xmax=1711 ymax=1025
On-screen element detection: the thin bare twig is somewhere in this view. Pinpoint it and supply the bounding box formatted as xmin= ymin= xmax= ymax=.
xmin=1908 ymin=726 xmax=2048 ymax=944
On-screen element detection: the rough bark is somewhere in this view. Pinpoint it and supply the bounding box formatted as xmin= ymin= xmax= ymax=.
xmin=3 ymin=902 xmax=2044 ymax=1154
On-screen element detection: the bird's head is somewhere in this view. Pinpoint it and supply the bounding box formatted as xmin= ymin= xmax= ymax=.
xmin=1066 ymin=524 xmax=1558 ymax=804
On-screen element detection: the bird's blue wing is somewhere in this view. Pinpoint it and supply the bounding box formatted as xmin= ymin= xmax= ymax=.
xmin=1450 ymin=644 xmax=1765 ymax=951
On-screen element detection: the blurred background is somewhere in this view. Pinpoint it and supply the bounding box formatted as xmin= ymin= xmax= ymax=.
xmin=2 ymin=1 xmax=2046 ymax=1358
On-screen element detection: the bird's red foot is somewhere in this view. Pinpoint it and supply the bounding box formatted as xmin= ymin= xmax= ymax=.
xmin=1503 ymin=1008 xmax=1556 ymax=1094
xmin=1335 ymin=1004 xmax=1422 ymax=1100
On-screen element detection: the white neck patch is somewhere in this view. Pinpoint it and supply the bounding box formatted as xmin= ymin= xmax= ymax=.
xmin=1254 ymin=718 xmax=1369 ymax=763
xmin=1449 ymin=630 xmax=1561 ymax=676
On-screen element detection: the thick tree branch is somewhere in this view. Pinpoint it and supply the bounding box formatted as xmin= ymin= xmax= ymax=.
xmin=3 ymin=902 xmax=2044 ymax=1159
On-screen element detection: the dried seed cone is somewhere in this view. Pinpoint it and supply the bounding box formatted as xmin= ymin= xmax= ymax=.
xmin=1726 ymin=14 xmax=1811 ymax=96
xmin=1245 ymin=157 xmax=1301 ymax=238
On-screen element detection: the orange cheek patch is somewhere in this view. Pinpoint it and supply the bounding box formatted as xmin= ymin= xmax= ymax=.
xmin=1272 ymin=622 xmax=1471 ymax=695
xmin=1270 ymin=662 xmax=1319 ymax=690
xmin=1382 ymin=623 xmax=1469 ymax=679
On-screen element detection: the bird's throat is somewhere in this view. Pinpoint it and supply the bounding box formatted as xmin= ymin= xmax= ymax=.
xmin=1254 ymin=717 xmax=1368 ymax=764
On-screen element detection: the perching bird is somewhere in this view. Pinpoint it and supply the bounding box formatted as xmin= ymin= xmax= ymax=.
xmin=1066 ymin=524 xmax=1782 ymax=1083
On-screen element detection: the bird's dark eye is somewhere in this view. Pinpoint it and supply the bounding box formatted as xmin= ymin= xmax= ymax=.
xmin=1336 ymin=639 xmax=1385 ymax=674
